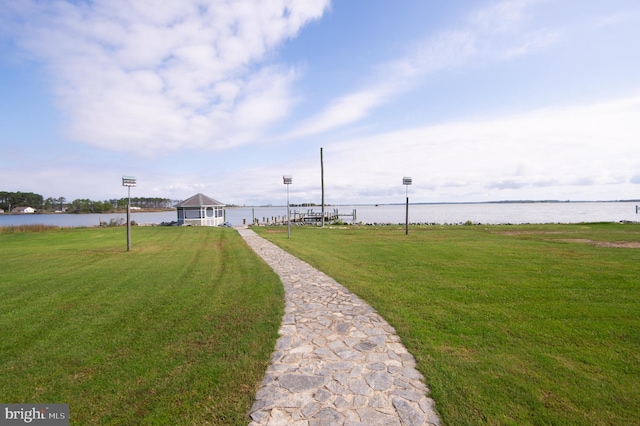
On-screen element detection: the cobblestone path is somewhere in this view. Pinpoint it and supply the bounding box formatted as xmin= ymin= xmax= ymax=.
xmin=237 ymin=227 xmax=440 ymax=426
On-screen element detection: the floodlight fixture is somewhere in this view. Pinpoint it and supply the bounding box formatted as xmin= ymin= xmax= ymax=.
xmin=122 ymin=176 xmax=137 ymax=187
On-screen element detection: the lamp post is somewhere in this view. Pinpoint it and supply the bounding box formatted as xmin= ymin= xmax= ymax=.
xmin=122 ymin=176 xmax=136 ymax=251
xmin=403 ymin=177 xmax=412 ymax=235
xmin=283 ymin=175 xmax=292 ymax=238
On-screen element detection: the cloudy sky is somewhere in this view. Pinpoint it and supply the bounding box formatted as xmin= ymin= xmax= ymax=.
xmin=1 ymin=0 xmax=639 ymax=205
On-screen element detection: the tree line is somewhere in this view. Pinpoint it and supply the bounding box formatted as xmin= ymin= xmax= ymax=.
xmin=0 ymin=192 xmax=44 ymax=211
xmin=1 ymin=191 xmax=177 ymax=213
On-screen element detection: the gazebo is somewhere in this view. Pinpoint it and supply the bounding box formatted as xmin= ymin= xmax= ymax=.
xmin=175 ymin=193 xmax=225 ymax=226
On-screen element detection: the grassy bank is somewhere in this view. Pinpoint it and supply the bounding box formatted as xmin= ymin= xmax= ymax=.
xmin=0 ymin=226 xmax=283 ymax=425
xmin=254 ymin=223 xmax=640 ymax=425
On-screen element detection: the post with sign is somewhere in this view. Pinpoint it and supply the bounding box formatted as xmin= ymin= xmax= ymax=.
xmin=403 ymin=177 xmax=412 ymax=235
xmin=283 ymin=175 xmax=292 ymax=238
xmin=122 ymin=176 xmax=136 ymax=251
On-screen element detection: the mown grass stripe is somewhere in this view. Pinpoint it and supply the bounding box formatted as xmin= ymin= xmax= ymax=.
xmin=255 ymin=223 xmax=640 ymax=425
xmin=0 ymin=226 xmax=283 ymax=425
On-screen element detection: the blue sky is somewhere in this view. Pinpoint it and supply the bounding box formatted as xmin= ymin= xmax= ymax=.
xmin=1 ymin=0 xmax=640 ymax=205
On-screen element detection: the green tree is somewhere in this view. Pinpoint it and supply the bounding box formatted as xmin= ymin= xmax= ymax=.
xmin=0 ymin=191 xmax=44 ymax=211
xmin=44 ymin=197 xmax=55 ymax=211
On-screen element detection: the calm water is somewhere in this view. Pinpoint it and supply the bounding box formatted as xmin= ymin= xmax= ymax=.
xmin=1 ymin=202 xmax=638 ymax=227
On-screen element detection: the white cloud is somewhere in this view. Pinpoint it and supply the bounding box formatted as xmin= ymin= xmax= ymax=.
xmin=161 ymin=93 xmax=638 ymax=205
xmin=286 ymin=86 xmax=394 ymax=138
xmin=470 ymin=0 xmax=538 ymax=34
xmin=5 ymin=92 xmax=638 ymax=204
xmin=309 ymin=93 xmax=640 ymax=203
xmin=3 ymin=0 xmax=329 ymax=154
xmin=287 ymin=0 xmax=557 ymax=138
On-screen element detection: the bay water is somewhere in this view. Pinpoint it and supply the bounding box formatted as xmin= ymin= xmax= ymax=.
xmin=1 ymin=202 xmax=638 ymax=228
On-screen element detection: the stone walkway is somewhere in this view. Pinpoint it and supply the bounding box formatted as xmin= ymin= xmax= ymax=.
xmin=236 ymin=227 xmax=440 ymax=426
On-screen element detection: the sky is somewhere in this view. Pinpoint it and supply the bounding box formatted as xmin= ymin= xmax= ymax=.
xmin=1 ymin=0 xmax=640 ymax=206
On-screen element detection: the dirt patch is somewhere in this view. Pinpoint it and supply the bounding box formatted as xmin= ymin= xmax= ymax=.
xmin=494 ymin=231 xmax=564 ymax=236
xmin=555 ymin=239 xmax=640 ymax=248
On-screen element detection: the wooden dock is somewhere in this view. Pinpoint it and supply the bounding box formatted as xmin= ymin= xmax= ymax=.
xmin=292 ymin=208 xmax=357 ymax=224
xmin=248 ymin=208 xmax=357 ymax=225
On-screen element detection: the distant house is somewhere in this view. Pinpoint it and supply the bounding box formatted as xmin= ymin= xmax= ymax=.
xmin=175 ymin=193 xmax=225 ymax=226
xmin=12 ymin=206 xmax=36 ymax=214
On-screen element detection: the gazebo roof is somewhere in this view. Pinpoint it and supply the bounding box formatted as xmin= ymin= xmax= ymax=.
xmin=175 ymin=193 xmax=225 ymax=208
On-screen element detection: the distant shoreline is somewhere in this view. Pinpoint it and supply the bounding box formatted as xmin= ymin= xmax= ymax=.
xmin=2 ymin=201 xmax=638 ymax=215
xmin=0 ymin=207 xmax=176 ymax=215
xmin=227 ymin=200 xmax=640 ymax=208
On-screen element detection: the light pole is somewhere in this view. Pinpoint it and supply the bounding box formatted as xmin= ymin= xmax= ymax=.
xmin=283 ymin=175 xmax=292 ymax=238
xmin=122 ymin=176 xmax=136 ymax=251
xmin=403 ymin=177 xmax=412 ymax=235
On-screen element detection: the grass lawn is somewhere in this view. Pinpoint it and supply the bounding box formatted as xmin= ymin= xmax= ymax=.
xmin=254 ymin=223 xmax=640 ymax=425
xmin=0 ymin=226 xmax=283 ymax=425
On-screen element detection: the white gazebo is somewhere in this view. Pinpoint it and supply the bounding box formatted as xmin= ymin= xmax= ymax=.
xmin=175 ymin=193 xmax=225 ymax=226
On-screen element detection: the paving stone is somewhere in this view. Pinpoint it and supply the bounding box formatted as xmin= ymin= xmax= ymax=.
xmin=279 ymin=324 xmax=297 ymax=335
xmin=265 ymin=408 xmax=290 ymax=426
xmin=350 ymin=364 xmax=364 ymax=378
xmin=364 ymin=371 xmax=393 ymax=391
xmin=348 ymin=378 xmax=372 ymax=396
xmin=312 ymin=336 xmax=327 ymax=346
xmin=281 ymin=353 xmax=303 ymax=363
xmin=282 ymin=314 xmax=296 ymax=324
xmin=326 ymin=361 xmax=354 ymax=371
xmin=367 ymin=352 xmax=390 ymax=363
xmin=253 ymin=386 xmax=290 ymax=408
xmin=236 ymin=227 xmax=441 ymax=426
xmin=356 ymin=407 xmax=402 ymax=425
xmin=392 ymin=397 xmax=425 ymax=426
xmin=369 ymin=335 xmax=389 ymax=347
xmin=391 ymin=389 xmax=424 ymax=402
xmin=249 ymin=409 xmax=269 ymax=422
xmin=325 ymin=379 xmax=347 ymax=395
xmin=353 ymin=395 xmax=368 ymax=408
xmin=312 ymin=407 xmax=343 ymax=423
xmin=314 ymin=388 xmax=332 ymax=403
xmin=328 ymin=340 xmax=348 ymax=351
xmin=355 ymin=340 xmax=378 ymax=351
xmin=343 ymin=410 xmax=363 ymax=424
xmin=369 ymin=392 xmax=390 ymax=408
xmin=313 ymin=347 xmax=333 ymax=356
xmin=289 ymin=344 xmax=315 ymax=354
xmin=278 ymin=374 xmax=326 ymax=393
xmin=336 ymin=348 xmax=365 ymax=361
xmin=420 ymin=398 xmax=442 ymax=426
xmin=335 ymin=322 xmax=351 ymax=334
xmin=333 ymin=371 xmax=350 ymax=386
xmin=333 ymin=396 xmax=350 ymax=410
xmin=301 ymin=401 xmax=320 ymax=417
xmin=367 ymin=361 xmax=388 ymax=371
xmin=316 ymin=368 xmax=333 ymax=378
xmin=275 ymin=336 xmax=292 ymax=349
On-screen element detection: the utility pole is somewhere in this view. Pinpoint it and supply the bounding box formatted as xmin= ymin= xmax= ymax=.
xmin=321 ymin=147 xmax=325 ymax=227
